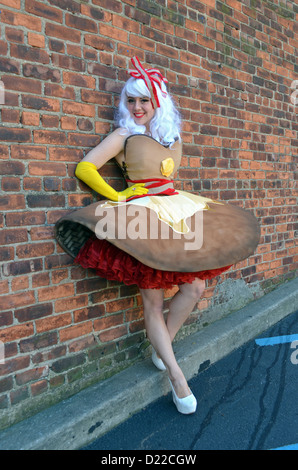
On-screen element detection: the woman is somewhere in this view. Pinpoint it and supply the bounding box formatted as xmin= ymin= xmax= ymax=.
xmin=56 ymin=57 xmax=260 ymax=414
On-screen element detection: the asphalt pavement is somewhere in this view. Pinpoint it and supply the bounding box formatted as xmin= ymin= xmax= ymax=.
xmin=82 ymin=309 xmax=298 ymax=451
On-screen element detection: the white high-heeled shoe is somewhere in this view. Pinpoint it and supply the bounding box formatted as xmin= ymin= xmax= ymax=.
xmin=169 ymin=379 xmax=197 ymax=414
xmin=151 ymin=348 xmax=166 ymax=371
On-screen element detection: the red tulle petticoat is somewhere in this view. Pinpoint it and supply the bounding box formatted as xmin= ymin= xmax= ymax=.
xmin=75 ymin=236 xmax=231 ymax=289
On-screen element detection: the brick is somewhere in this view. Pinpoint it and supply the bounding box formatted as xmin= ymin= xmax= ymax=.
xmin=60 ymin=116 xmax=76 ymax=130
xmin=37 ymin=283 xmax=75 ymax=302
xmin=23 ymin=64 xmax=60 ymax=82
xmin=200 ymin=125 xmax=218 ymax=135
xmin=55 ymin=296 xmax=89 ymax=314
xmin=16 ymin=366 xmax=48 ymax=386
xmin=77 ymin=118 xmax=93 ymax=131
xmin=49 ymin=0 xmax=81 ymax=13
xmin=62 ymin=72 xmax=95 ymax=89
xmin=21 ymin=112 xmax=40 ymax=126
xmin=157 ymin=43 xmax=179 ymax=59
xmin=26 ymin=194 xmax=65 ymax=210
xmin=2 ymin=75 xmax=42 ymax=96
xmin=30 ymin=227 xmax=54 ymax=243
xmin=84 ymin=34 xmax=114 ymax=52
xmin=130 ymin=34 xmax=156 ymax=52
xmin=43 ymin=177 xmax=60 ymax=191
xmin=42 ymin=115 xmax=60 ymax=129
xmin=105 ymin=297 xmax=134 ymax=314
xmin=16 ymin=242 xmax=55 ymax=259
xmin=0 ymin=128 xmax=31 ymax=143
xmin=92 ymin=0 xmax=122 ymax=11
xmin=59 ymin=322 xmax=93 ymax=342
xmin=10 ymin=43 xmax=49 ymax=64
xmin=81 ymin=4 xmax=107 ymax=20
xmin=51 ymin=354 xmax=85 ymax=373
xmin=45 ymin=22 xmax=81 ymax=43
xmin=65 ymin=12 xmax=97 ymax=32
xmin=19 ymin=332 xmax=58 ymax=352
xmin=0 ymin=37 xmax=7 ymax=55
xmin=35 ymin=313 xmax=72 ymax=334
xmin=0 ymin=376 xmax=13 ymax=394
xmin=0 ymin=194 xmax=25 ymax=210
xmin=23 ymin=95 xmax=60 ymax=112
xmin=0 ymin=323 xmax=34 ymax=343
xmin=3 ymin=258 xmax=43 ymax=277
xmin=11 ymin=145 xmax=46 ymax=160
xmin=49 ymin=38 xmax=64 ymax=53
xmin=0 ymin=247 xmax=14 ymax=263
xmin=0 ymin=9 xmax=42 ymax=31
xmin=44 ymin=253 xmax=73 ymax=270
xmin=49 ymin=147 xmax=82 ymax=162
xmin=112 ymin=14 xmax=140 ymax=34
xmin=62 ymin=101 xmax=95 ymax=117
xmin=27 ymin=32 xmax=45 ymax=48
xmin=76 ymin=278 xmax=107 ymax=294
xmin=51 ymin=269 xmax=69 ymax=285
xmin=1 ymin=357 xmax=30 ymax=378
xmin=31 ymin=380 xmax=48 ymax=396
xmin=99 ymin=325 xmax=128 ymax=343
xmin=0 ymin=161 xmax=25 ymax=175
xmin=25 ymin=0 xmax=63 ymax=23
xmin=97 ymin=23 xmax=128 ymax=42
xmin=0 ymin=228 xmax=28 ymax=246
xmin=68 ymin=335 xmax=97 ymax=354
xmin=2 ymin=177 xmax=20 ymax=191
xmin=51 ymin=53 xmax=85 ymax=72
xmin=33 ymin=130 xmax=67 ymax=145
xmin=44 ymin=83 xmax=75 ymax=100
xmin=137 ymin=0 xmax=161 ymax=16
xmin=23 ymin=178 xmax=42 ymax=192
xmin=0 ymin=0 xmax=21 ymax=8
xmin=0 ymin=280 xmax=9 ymax=295
xmin=5 ymin=27 xmax=24 ymax=43
xmin=0 ymin=145 xmax=9 ymax=159
xmin=1 ymin=109 xmax=19 ymax=124
xmin=28 ymin=162 xmax=66 ymax=176
xmin=75 ymin=305 xmax=105 ymax=323
xmin=15 ymin=303 xmax=52 ymax=322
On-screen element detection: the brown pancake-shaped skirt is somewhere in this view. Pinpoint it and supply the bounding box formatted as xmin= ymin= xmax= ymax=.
xmin=55 ymin=199 xmax=260 ymax=272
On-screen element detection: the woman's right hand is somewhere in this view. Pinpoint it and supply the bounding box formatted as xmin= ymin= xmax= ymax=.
xmin=118 ymin=183 xmax=148 ymax=201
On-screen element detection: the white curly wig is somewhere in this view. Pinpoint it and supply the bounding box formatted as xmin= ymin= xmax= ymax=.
xmin=115 ymin=77 xmax=181 ymax=145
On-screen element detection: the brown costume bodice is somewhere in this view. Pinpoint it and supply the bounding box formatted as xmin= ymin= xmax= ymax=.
xmin=116 ymin=134 xmax=182 ymax=182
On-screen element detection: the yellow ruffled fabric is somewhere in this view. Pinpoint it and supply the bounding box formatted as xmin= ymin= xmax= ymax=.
xmin=102 ymin=191 xmax=220 ymax=234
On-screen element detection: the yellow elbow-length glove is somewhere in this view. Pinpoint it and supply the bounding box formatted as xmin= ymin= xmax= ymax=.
xmin=75 ymin=161 xmax=148 ymax=202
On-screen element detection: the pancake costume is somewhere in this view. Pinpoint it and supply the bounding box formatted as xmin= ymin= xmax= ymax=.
xmin=55 ymin=58 xmax=260 ymax=289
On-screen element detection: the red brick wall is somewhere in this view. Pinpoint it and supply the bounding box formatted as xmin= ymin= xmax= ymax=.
xmin=0 ymin=0 xmax=297 ymax=429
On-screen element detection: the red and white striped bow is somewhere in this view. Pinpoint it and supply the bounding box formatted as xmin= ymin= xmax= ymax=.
xmin=128 ymin=56 xmax=168 ymax=109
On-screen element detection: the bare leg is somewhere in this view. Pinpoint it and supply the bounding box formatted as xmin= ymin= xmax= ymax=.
xmin=139 ymin=287 xmax=190 ymax=398
xmin=167 ymin=278 xmax=205 ymax=342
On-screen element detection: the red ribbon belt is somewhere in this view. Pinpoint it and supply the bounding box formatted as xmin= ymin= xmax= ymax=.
xmin=126 ymin=178 xmax=178 ymax=200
